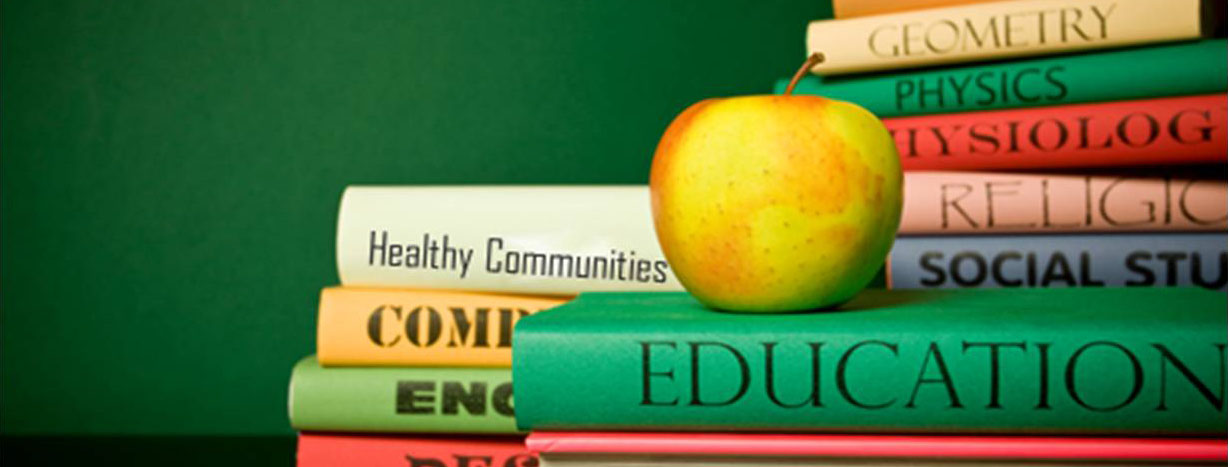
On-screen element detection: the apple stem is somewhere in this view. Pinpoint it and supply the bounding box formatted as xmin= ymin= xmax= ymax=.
xmin=784 ymin=52 xmax=825 ymax=96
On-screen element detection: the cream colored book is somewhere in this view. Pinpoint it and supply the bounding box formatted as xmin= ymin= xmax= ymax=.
xmin=335 ymin=186 xmax=683 ymax=295
xmin=807 ymin=0 xmax=1207 ymax=75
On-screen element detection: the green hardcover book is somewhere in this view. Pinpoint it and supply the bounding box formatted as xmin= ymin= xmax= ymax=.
xmin=288 ymin=356 xmax=518 ymax=434
xmin=773 ymin=40 xmax=1228 ymax=117
xmin=513 ymin=288 xmax=1227 ymax=435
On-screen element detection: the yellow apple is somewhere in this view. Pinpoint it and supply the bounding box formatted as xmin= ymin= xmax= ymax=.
xmin=650 ymin=54 xmax=902 ymax=312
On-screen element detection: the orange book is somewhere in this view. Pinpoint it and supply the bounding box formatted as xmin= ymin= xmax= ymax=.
xmin=297 ymin=432 xmax=533 ymax=467
xmin=316 ymin=287 xmax=568 ymax=367
xmin=833 ymin=0 xmax=998 ymax=19
xmin=900 ymin=171 xmax=1228 ymax=235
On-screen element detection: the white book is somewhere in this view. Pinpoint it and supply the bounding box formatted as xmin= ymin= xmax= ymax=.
xmin=336 ymin=185 xmax=683 ymax=295
xmin=806 ymin=0 xmax=1207 ymax=75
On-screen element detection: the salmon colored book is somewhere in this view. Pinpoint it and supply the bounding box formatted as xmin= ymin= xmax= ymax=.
xmin=298 ymin=433 xmax=535 ymax=467
xmin=885 ymin=94 xmax=1228 ymax=171
xmin=528 ymin=432 xmax=1228 ymax=464
xmin=833 ymin=0 xmax=998 ymax=19
xmin=317 ymin=287 xmax=568 ymax=367
xmin=900 ymin=171 xmax=1227 ymax=235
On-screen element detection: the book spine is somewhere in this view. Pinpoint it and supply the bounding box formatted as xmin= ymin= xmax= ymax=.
xmin=833 ymin=0 xmax=994 ymax=19
xmin=527 ymin=432 xmax=1228 ymax=461
xmin=288 ymin=356 xmax=519 ymax=434
xmin=317 ymin=287 xmax=568 ymax=367
xmin=806 ymin=0 xmax=1204 ymax=75
xmin=513 ymin=293 xmax=1228 ymax=435
xmin=900 ymin=171 xmax=1228 ymax=234
xmin=883 ymin=94 xmax=1227 ymax=170
xmin=336 ymin=186 xmax=683 ymax=295
xmin=776 ymin=40 xmax=1228 ymax=118
xmin=887 ymin=233 xmax=1228 ymax=290
xmin=298 ymin=433 xmax=534 ymax=467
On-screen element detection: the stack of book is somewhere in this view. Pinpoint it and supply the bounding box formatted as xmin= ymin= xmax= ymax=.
xmin=288 ymin=186 xmax=685 ymax=466
xmin=514 ymin=289 xmax=1227 ymax=466
xmin=286 ymin=2 xmax=1228 ymax=465
xmin=504 ymin=1 xmax=1228 ymax=465
xmin=777 ymin=0 xmax=1228 ymax=292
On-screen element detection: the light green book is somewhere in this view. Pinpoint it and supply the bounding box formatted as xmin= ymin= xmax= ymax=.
xmin=288 ymin=355 xmax=517 ymax=434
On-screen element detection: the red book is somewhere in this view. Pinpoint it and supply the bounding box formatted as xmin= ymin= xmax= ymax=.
xmin=528 ymin=432 xmax=1227 ymax=465
xmin=297 ymin=432 xmax=535 ymax=467
xmin=885 ymin=94 xmax=1227 ymax=171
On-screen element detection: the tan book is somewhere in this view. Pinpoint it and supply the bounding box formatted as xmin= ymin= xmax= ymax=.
xmin=807 ymin=0 xmax=1208 ymax=75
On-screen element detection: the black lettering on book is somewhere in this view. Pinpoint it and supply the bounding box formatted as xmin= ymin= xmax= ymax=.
xmin=448 ymin=307 xmax=489 ymax=348
xmin=406 ymin=307 xmax=443 ymax=347
xmin=640 ymin=341 xmax=679 ymax=406
xmin=904 ymin=103 xmax=1224 ymax=159
xmin=630 ymin=339 xmax=1227 ymax=414
xmin=368 ymin=305 xmax=403 ymax=347
xmin=763 ymin=342 xmax=824 ymax=408
xmin=1181 ymin=179 xmax=1228 ymax=226
xmin=964 ymin=341 xmax=1027 ymax=409
xmin=396 ymin=380 xmax=515 ymax=417
xmin=1191 ymin=253 xmax=1228 ymax=289
xmin=1154 ymin=343 xmax=1226 ymax=411
xmin=496 ymin=308 xmax=530 ymax=348
xmin=1065 ymin=341 xmax=1143 ymax=412
xmin=866 ymin=4 xmax=1114 ymax=58
xmin=940 ymin=183 xmax=978 ymax=229
xmin=836 ymin=340 xmax=899 ymax=409
xmin=905 ymin=343 xmax=962 ymax=409
xmin=486 ymin=237 xmax=672 ymax=284
xmin=367 ymin=231 xmax=474 ymax=278
xmin=442 ymin=382 xmax=487 ymax=415
xmin=492 ymin=382 xmax=515 ymax=416
xmin=910 ymin=249 xmax=1227 ymax=289
xmin=1013 ymin=68 xmax=1040 ymax=103
xmin=1170 ymin=109 xmax=1216 ymax=144
xmin=689 ymin=341 xmax=750 ymax=406
xmin=918 ymin=251 xmax=947 ymax=286
xmin=1034 ymin=342 xmax=1052 ymax=409
xmin=367 ymin=305 xmax=533 ymax=349
xmin=405 ymin=454 xmax=537 ymax=467
xmin=396 ymin=381 xmax=435 ymax=414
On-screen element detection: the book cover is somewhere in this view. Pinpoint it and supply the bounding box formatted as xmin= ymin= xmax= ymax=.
xmin=288 ymin=356 xmax=519 ymax=434
xmin=536 ymin=456 xmax=1220 ymax=466
xmin=833 ymin=0 xmax=995 ymax=19
xmin=529 ymin=432 xmax=1228 ymax=462
xmin=888 ymin=232 xmax=1227 ymax=290
xmin=336 ymin=186 xmax=683 ymax=295
xmin=884 ymin=94 xmax=1227 ymax=170
xmin=513 ymin=289 xmax=1227 ymax=435
xmin=900 ymin=171 xmax=1227 ymax=234
xmin=777 ymin=40 xmax=1228 ymax=118
xmin=298 ymin=432 xmax=536 ymax=467
xmin=317 ymin=287 xmax=568 ymax=367
xmin=806 ymin=0 xmax=1207 ymax=75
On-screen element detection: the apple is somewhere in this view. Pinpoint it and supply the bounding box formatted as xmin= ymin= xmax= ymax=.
xmin=649 ymin=53 xmax=902 ymax=312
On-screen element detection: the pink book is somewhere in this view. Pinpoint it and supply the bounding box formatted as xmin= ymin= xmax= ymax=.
xmin=298 ymin=432 xmax=534 ymax=467
xmin=900 ymin=171 xmax=1227 ymax=235
xmin=528 ymin=432 xmax=1227 ymax=462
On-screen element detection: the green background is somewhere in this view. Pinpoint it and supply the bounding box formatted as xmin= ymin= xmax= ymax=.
xmin=1 ymin=0 xmax=832 ymax=439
